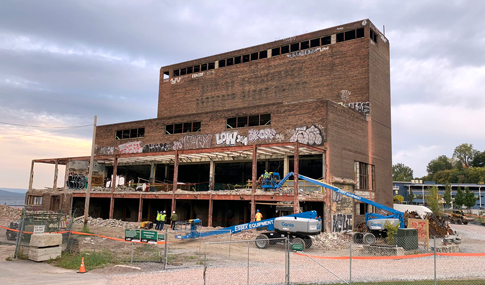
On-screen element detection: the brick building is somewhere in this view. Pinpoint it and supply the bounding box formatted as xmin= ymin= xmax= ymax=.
xmin=26 ymin=19 xmax=391 ymax=233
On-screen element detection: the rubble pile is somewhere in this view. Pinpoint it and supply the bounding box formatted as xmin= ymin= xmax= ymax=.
xmin=404 ymin=211 xmax=455 ymax=237
xmin=311 ymin=232 xmax=352 ymax=250
xmin=74 ymin=217 xmax=139 ymax=229
xmin=0 ymin=205 xmax=22 ymax=226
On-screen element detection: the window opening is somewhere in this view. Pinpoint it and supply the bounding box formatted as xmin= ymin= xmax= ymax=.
xmin=180 ymin=68 xmax=187 ymax=75
xmin=310 ymin=38 xmax=320 ymax=48
xmin=237 ymin=116 xmax=248 ymax=128
xmin=163 ymin=71 xmax=169 ymax=79
xmin=219 ymin=59 xmax=226 ymax=68
xmin=201 ymin=63 xmax=208 ymax=71
xmin=259 ymin=50 xmax=267 ymax=59
xmin=251 ymin=52 xmax=258 ymax=61
xmin=321 ymin=36 xmax=331 ymax=45
xmin=227 ymin=117 xmax=237 ymax=129
xmin=166 ymin=122 xmax=201 ymax=135
xmin=173 ymin=69 xmax=180 ymax=76
xmin=260 ymin=114 xmax=271 ymax=125
xmin=165 ymin=125 xmax=173 ymax=134
xmin=356 ymin=28 xmax=364 ymax=38
xmin=345 ymin=30 xmax=355 ymax=41
xmin=300 ymin=41 xmax=309 ymax=50
xmin=281 ymin=45 xmax=290 ymax=54
xmin=370 ymin=29 xmax=377 ymax=42
xmin=192 ymin=122 xmax=201 ymax=132
xmin=272 ymin=47 xmax=280 ymax=56
xmin=208 ymin=62 xmax=215 ymax=70
xmin=183 ymin=122 xmax=192 ymax=133
xmin=243 ymin=54 xmax=250 ymax=63
xmin=194 ymin=65 xmax=200 ymax=72
xmin=227 ymin=58 xmax=234 ymax=66
xmin=123 ymin=130 xmax=130 ymax=139
xmin=187 ymin=66 xmax=193 ymax=74
xmin=130 ymin=129 xmax=138 ymax=138
xmin=248 ymin=115 xmax=260 ymax=126
xmin=234 ymin=56 xmax=242 ymax=64
xmin=116 ymin=127 xmax=145 ymax=140
xmin=116 ymin=130 xmax=122 ymax=140
xmin=336 ymin=32 xmax=344 ymax=42
xmin=138 ymin=128 xmax=145 ymax=137
xmin=226 ymin=114 xmax=271 ymax=129
xmin=290 ymin=43 xmax=299 ymax=52
xmin=174 ymin=123 xmax=183 ymax=134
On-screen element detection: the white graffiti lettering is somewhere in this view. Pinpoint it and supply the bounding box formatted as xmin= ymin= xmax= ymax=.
xmin=183 ymin=134 xmax=213 ymax=149
xmin=97 ymin=146 xmax=114 ymax=155
xmin=248 ymin=128 xmax=276 ymax=143
xmin=289 ymin=125 xmax=323 ymax=145
xmin=236 ymin=135 xmax=248 ymax=146
xmin=118 ymin=141 xmax=143 ymax=154
xmin=333 ymin=213 xmax=353 ymax=232
xmin=142 ymin=143 xmax=171 ymax=153
xmin=172 ymin=140 xmax=183 ymax=150
xmin=216 ymin=131 xmax=238 ymax=146
xmin=346 ymin=102 xmax=370 ymax=114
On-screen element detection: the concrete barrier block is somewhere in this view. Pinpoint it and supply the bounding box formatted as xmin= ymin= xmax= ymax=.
xmin=28 ymin=246 xmax=61 ymax=261
xmin=30 ymin=233 xmax=63 ymax=248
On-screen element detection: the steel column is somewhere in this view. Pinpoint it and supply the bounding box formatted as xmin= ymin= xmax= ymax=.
xmin=53 ymin=159 xmax=59 ymax=191
xmin=208 ymin=193 xmax=213 ymax=227
xmin=209 ymin=160 xmax=215 ymax=190
xmin=251 ymin=145 xmax=258 ymax=222
xmin=109 ymin=156 xmax=118 ymax=220
xmin=172 ymin=150 xmax=179 ymax=212
xmin=294 ymin=142 xmax=300 ymax=213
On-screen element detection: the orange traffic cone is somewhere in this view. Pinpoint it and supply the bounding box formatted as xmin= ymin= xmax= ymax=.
xmin=78 ymin=257 xmax=86 ymax=273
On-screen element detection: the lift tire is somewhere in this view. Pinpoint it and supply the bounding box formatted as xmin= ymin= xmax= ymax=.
xmin=463 ymin=222 xmax=468 ymax=225
xmin=291 ymin=238 xmax=305 ymax=250
xmin=450 ymin=219 xmax=455 ymax=224
xmin=304 ymin=237 xmax=313 ymax=249
xmin=353 ymin=233 xmax=364 ymax=244
xmin=363 ymin=233 xmax=376 ymax=245
xmin=457 ymin=219 xmax=463 ymax=225
xmin=255 ymin=234 xmax=269 ymax=249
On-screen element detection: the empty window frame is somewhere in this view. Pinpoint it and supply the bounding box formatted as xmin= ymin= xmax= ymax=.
xmin=173 ymin=69 xmax=180 ymax=76
xmin=336 ymin=32 xmax=344 ymax=42
xmin=356 ymin=28 xmax=364 ymax=38
xmin=227 ymin=58 xmax=234 ymax=66
xmin=180 ymin=68 xmax=187 ymax=75
xmin=370 ymin=29 xmax=377 ymax=42
xmin=194 ymin=65 xmax=200 ymax=72
xmin=355 ymin=161 xmax=372 ymax=190
xmin=219 ymin=59 xmax=226 ymax=68
xmin=115 ymin=128 xmax=145 ymax=140
xmin=163 ymin=71 xmax=169 ymax=79
xmin=187 ymin=66 xmax=193 ymax=74
xmin=345 ymin=30 xmax=356 ymax=41
xmin=281 ymin=45 xmax=290 ymax=54
xmin=201 ymin=63 xmax=208 ymax=71
xmin=272 ymin=47 xmax=280 ymax=56
xmin=259 ymin=50 xmax=268 ymax=59
xmin=290 ymin=43 xmax=299 ymax=52
xmin=226 ymin=114 xmax=271 ymax=129
xmin=165 ymin=122 xmax=201 ymax=134
xmin=300 ymin=41 xmax=309 ymax=50
xmin=208 ymin=62 xmax=215 ymax=70
xmin=310 ymin=38 xmax=320 ymax=48
xmin=321 ymin=36 xmax=331 ymax=46
xmin=243 ymin=54 xmax=250 ymax=63
xmin=251 ymin=52 xmax=258 ymax=61
xmin=234 ymin=56 xmax=242 ymax=64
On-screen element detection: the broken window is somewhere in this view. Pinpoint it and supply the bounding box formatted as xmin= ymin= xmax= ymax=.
xmin=260 ymin=114 xmax=271 ymax=125
xmin=226 ymin=117 xmax=237 ymax=128
xmin=115 ymin=128 xmax=145 ymax=139
xmin=227 ymin=58 xmax=233 ymax=66
xmin=300 ymin=41 xmax=309 ymax=50
xmin=310 ymin=38 xmax=320 ymax=48
xmin=187 ymin=66 xmax=193 ymax=74
xmin=321 ymin=36 xmax=331 ymax=45
xmin=281 ymin=45 xmax=289 ymax=54
xmin=138 ymin=128 xmax=145 ymax=137
xmin=251 ymin=52 xmax=258 ymax=61
xmin=336 ymin=32 xmax=344 ymax=42
xmin=165 ymin=125 xmax=173 ymax=134
xmin=123 ymin=130 xmax=130 ymax=139
xmin=259 ymin=50 xmax=267 ymax=59
xmin=370 ymin=29 xmax=377 ymax=42
xmin=194 ymin=65 xmax=200 ymax=72
xmin=163 ymin=71 xmax=169 ymax=79
xmin=180 ymin=68 xmax=187 ymax=75
xmin=248 ymin=115 xmax=260 ymax=126
xmin=356 ymin=28 xmax=364 ymax=38
xmin=345 ymin=30 xmax=356 ymax=41
xmin=130 ymin=129 xmax=138 ymax=138
xmin=243 ymin=54 xmax=250 ymax=63
xmin=226 ymin=114 xmax=271 ymax=129
xmin=272 ymin=47 xmax=280 ymax=56
xmin=173 ymin=69 xmax=180 ymax=76
xmin=174 ymin=123 xmax=183 ymax=134
xmin=115 ymin=130 xmax=122 ymax=140
xmin=355 ymin=161 xmax=371 ymax=190
xmin=234 ymin=56 xmax=242 ymax=64
xmin=201 ymin=63 xmax=208 ymax=71
xmin=166 ymin=122 xmax=201 ymax=134
xmin=183 ymin=122 xmax=192 ymax=133
xmin=290 ymin=43 xmax=299 ymax=52
xmin=192 ymin=122 xmax=201 ymax=132
xmin=237 ymin=116 xmax=248 ymax=128
xmin=219 ymin=59 xmax=226 ymax=68
xmin=208 ymin=62 xmax=215 ymax=70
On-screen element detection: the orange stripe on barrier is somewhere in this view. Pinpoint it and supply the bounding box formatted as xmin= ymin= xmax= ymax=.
xmin=437 ymin=252 xmax=485 ymax=257
xmin=294 ymin=252 xmax=434 ymax=260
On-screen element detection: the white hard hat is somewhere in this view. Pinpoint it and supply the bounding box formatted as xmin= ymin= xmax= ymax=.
xmin=173 ymin=211 xmax=175 ymax=213
xmin=163 ymin=211 xmax=166 ymax=213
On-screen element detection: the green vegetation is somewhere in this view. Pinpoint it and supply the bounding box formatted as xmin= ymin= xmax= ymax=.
xmin=443 ymin=182 xmax=452 ymax=208
xmin=424 ymin=185 xmax=441 ymax=215
xmin=464 ymin=186 xmax=478 ymax=212
xmin=384 ymin=221 xmax=399 ymax=245
xmin=52 ymin=250 xmax=113 ymax=271
xmin=82 ymin=224 xmax=91 ymax=234
xmin=454 ymin=187 xmax=464 ymax=209
xmin=392 ymin=163 xmax=413 ymax=181
xmin=393 ymin=195 xmax=404 ymax=204
xmin=406 ymin=190 xmax=415 ymax=204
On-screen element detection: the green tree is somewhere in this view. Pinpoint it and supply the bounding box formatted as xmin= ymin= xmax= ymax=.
xmin=392 ymin=163 xmax=414 ymax=181
xmin=426 ymin=155 xmax=453 ymax=178
xmin=443 ymin=182 xmax=452 ymax=208
xmin=453 ymin=143 xmax=478 ymax=168
xmin=471 ymin=151 xmax=485 ymax=168
xmin=406 ymin=189 xmax=415 ymax=204
xmin=454 ymin=187 xmax=464 ymax=209
xmin=425 ymin=185 xmax=441 ymax=215
xmin=394 ymin=195 xmax=404 ymax=204
xmin=464 ymin=187 xmax=477 ymax=212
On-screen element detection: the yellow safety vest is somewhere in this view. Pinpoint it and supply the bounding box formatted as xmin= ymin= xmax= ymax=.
xmin=255 ymin=212 xmax=263 ymax=221
xmin=161 ymin=214 xmax=166 ymax=222
xmin=156 ymin=213 xmax=162 ymax=221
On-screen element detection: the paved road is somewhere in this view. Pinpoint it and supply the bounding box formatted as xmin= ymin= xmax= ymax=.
xmin=0 ymin=244 xmax=108 ymax=285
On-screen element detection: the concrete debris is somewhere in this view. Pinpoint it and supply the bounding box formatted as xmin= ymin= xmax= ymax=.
xmin=74 ymin=217 xmax=140 ymax=229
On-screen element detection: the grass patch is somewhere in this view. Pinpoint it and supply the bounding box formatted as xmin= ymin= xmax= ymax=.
xmin=52 ymin=250 xmax=113 ymax=271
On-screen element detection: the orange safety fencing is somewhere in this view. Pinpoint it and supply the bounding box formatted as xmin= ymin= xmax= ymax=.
xmin=295 ymin=252 xmax=485 ymax=260
xmin=0 ymin=225 xmax=164 ymax=245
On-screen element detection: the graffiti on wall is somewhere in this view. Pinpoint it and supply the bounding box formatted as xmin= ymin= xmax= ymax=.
xmin=173 ymin=134 xmax=213 ymax=150
xmin=346 ymin=102 xmax=370 ymax=114
xmin=287 ymin=46 xmax=329 ymax=58
xmin=332 ymin=213 xmax=353 ymax=232
xmin=332 ymin=192 xmax=343 ymax=202
xmin=67 ymin=173 xmax=87 ymax=190
xmin=216 ymin=131 xmax=240 ymax=146
xmin=248 ymin=128 xmax=276 ymax=143
xmin=143 ymin=143 xmax=171 ymax=153
xmin=118 ymin=141 xmax=143 ymax=154
xmin=340 ymin=90 xmax=351 ymax=103
xmin=289 ymin=125 xmax=323 ymax=145
xmin=97 ymin=146 xmax=114 ymax=155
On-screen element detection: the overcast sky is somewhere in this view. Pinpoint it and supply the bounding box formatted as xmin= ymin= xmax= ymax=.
xmin=1 ymin=0 xmax=485 ymax=189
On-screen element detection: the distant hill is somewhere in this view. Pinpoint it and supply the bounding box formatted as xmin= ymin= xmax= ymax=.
xmin=0 ymin=189 xmax=26 ymax=196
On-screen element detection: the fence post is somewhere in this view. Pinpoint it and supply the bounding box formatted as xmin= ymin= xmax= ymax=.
xmin=350 ymin=236 xmax=352 ymax=284
xmin=247 ymin=241 xmax=250 ymax=285
xmin=163 ymin=227 xmax=168 ymax=270
xmin=434 ymin=236 xmax=437 ymax=285
xmin=131 ymin=242 xmax=134 ymax=264
xmin=94 ymin=232 xmax=97 ymax=253
xmin=229 ymin=231 xmax=232 ymax=259
xmin=203 ymin=243 xmax=207 ymax=285
xmin=286 ymin=237 xmax=290 ymax=285
xmin=14 ymin=209 xmax=26 ymax=259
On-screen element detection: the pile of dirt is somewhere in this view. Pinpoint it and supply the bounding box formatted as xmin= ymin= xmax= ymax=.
xmin=74 ymin=217 xmax=140 ymax=229
xmin=0 ymin=205 xmax=22 ymax=226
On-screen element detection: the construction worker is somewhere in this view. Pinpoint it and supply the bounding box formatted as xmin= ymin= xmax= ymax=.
xmin=160 ymin=211 xmax=167 ymax=231
xmin=255 ymin=209 xmax=263 ymax=221
xmin=155 ymin=211 xmax=162 ymax=230
xmin=171 ymin=210 xmax=178 ymax=230
xmin=263 ymin=170 xmax=270 ymax=179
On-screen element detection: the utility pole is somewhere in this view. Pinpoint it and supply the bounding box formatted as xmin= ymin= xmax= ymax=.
xmin=84 ymin=115 xmax=97 ymax=228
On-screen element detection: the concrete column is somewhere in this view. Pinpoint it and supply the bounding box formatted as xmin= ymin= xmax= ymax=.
xmin=63 ymin=160 xmax=69 ymax=191
xmin=28 ymin=160 xmax=35 ymax=192
xmin=138 ymin=195 xmax=143 ymax=222
xmin=109 ymin=156 xmax=118 ymax=220
xmin=53 ymin=159 xmax=59 ymax=191
xmin=172 ymin=151 xmax=179 ymax=213
xmin=164 ymin=164 xmax=169 ymax=180
xmin=208 ymin=194 xmax=213 ymax=227
xmin=149 ymin=162 xmax=157 ymax=183
xmin=265 ymin=160 xmax=269 ymax=172
xmin=251 ymin=145 xmax=258 ymax=222
xmin=322 ymin=153 xmax=326 ymax=181
xmin=283 ymin=156 xmax=289 ymax=176
xmin=293 ymin=143 xmax=300 ymax=214
xmin=209 ymin=160 xmax=215 ymax=190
